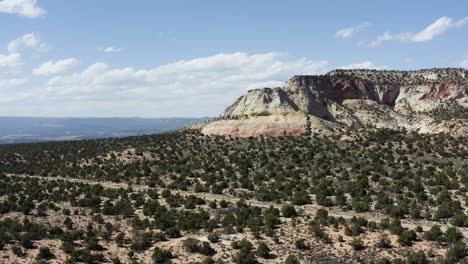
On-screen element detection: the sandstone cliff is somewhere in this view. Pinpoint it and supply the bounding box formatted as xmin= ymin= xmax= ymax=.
xmin=191 ymin=68 xmax=468 ymax=137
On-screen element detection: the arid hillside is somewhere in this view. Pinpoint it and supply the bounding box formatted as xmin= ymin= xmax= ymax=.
xmin=0 ymin=129 xmax=466 ymax=263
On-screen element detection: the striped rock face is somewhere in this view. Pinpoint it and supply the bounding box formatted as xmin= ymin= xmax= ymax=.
xmin=190 ymin=68 xmax=468 ymax=137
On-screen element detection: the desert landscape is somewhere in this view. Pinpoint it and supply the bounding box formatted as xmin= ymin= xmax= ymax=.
xmin=1 ymin=1 xmax=467 ymax=263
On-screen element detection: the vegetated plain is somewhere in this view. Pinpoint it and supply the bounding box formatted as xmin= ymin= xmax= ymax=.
xmin=0 ymin=117 xmax=210 ymax=144
xmin=0 ymin=129 xmax=466 ymax=263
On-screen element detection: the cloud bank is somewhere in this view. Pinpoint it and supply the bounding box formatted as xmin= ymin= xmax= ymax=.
xmin=33 ymin=58 xmax=78 ymax=76
xmin=0 ymin=0 xmax=45 ymax=18
xmin=0 ymin=52 xmax=22 ymax=73
xmin=0 ymin=77 xmax=28 ymax=88
xmin=1 ymin=52 xmax=328 ymax=117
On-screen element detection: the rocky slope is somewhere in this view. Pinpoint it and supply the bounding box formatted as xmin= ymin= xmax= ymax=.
xmin=191 ymin=68 xmax=468 ymax=137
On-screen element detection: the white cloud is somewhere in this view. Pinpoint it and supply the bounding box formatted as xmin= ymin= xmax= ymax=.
xmin=369 ymin=16 xmax=468 ymax=47
xmin=0 ymin=77 xmax=28 ymax=88
xmin=7 ymin=33 xmax=46 ymax=53
xmin=339 ymin=61 xmax=387 ymax=70
xmin=0 ymin=52 xmax=22 ymax=73
xmin=0 ymin=0 xmax=45 ymax=18
xmin=369 ymin=32 xmax=400 ymax=47
xmin=99 ymin=46 xmax=122 ymax=53
xmin=335 ymin=22 xmax=370 ymax=39
xmin=454 ymin=17 xmax=468 ymax=27
xmin=33 ymin=58 xmax=78 ymax=76
xmin=7 ymin=52 xmax=328 ymax=117
xmin=411 ymin=17 xmax=454 ymax=42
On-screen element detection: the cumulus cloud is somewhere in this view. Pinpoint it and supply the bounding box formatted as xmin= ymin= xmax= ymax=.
xmin=0 ymin=52 xmax=22 ymax=73
xmin=335 ymin=22 xmax=370 ymax=39
xmin=339 ymin=61 xmax=387 ymax=70
xmin=7 ymin=33 xmax=46 ymax=53
xmin=369 ymin=16 xmax=468 ymax=47
xmin=0 ymin=0 xmax=45 ymax=18
xmin=99 ymin=46 xmax=122 ymax=53
xmin=33 ymin=58 xmax=78 ymax=76
xmin=8 ymin=52 xmax=328 ymax=117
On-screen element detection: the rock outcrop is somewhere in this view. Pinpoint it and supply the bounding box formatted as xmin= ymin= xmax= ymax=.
xmin=190 ymin=68 xmax=468 ymax=137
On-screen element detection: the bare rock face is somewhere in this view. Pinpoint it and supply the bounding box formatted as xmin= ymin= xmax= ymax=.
xmin=201 ymin=115 xmax=308 ymax=137
xmin=221 ymin=88 xmax=300 ymax=118
xmin=394 ymin=83 xmax=467 ymax=113
xmin=192 ymin=68 xmax=468 ymax=137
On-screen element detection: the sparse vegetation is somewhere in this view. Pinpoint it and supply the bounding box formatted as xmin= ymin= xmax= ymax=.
xmin=0 ymin=129 xmax=465 ymax=263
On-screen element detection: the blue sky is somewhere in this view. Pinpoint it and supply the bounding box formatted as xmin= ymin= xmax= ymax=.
xmin=0 ymin=0 xmax=467 ymax=117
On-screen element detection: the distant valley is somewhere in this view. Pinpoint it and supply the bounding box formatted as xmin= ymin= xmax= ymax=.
xmin=0 ymin=117 xmax=210 ymax=144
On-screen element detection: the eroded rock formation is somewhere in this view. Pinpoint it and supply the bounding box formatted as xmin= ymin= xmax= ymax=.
xmin=190 ymin=68 xmax=468 ymax=137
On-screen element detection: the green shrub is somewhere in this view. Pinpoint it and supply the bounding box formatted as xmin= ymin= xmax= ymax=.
xmin=281 ymin=204 xmax=297 ymax=218
xmin=232 ymin=239 xmax=258 ymax=264
xmin=350 ymin=238 xmax=365 ymax=250
xmin=207 ymin=232 xmax=220 ymax=243
xmin=284 ymin=254 xmax=300 ymax=264
xmin=152 ymin=247 xmax=174 ymax=264
xmin=37 ymin=247 xmax=55 ymax=260
xmin=377 ymin=235 xmax=391 ymax=248
xmin=257 ymin=242 xmax=271 ymax=258
xmin=199 ymin=242 xmax=216 ymax=256
xmin=12 ymin=246 xmax=25 ymax=257
xmin=405 ymin=251 xmax=427 ymax=264
xmin=182 ymin=238 xmax=200 ymax=253
xmin=397 ymin=230 xmax=417 ymax=246
xmin=445 ymin=227 xmax=463 ymax=244
xmin=423 ymin=225 xmax=444 ymax=242
xmin=295 ymin=239 xmax=308 ymax=250
xmin=315 ymin=208 xmax=329 ymax=224
xmin=444 ymin=242 xmax=466 ymax=264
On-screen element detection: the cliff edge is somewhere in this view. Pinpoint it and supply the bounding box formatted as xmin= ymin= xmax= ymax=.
xmin=189 ymin=68 xmax=468 ymax=137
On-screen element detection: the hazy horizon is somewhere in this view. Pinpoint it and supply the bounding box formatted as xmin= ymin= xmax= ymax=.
xmin=0 ymin=116 xmax=210 ymax=144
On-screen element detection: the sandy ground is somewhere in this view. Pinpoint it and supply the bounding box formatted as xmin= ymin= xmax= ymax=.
xmin=0 ymin=199 xmax=453 ymax=264
xmin=8 ymin=174 xmax=468 ymax=237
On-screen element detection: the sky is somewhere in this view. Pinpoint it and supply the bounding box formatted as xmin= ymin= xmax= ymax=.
xmin=0 ymin=0 xmax=467 ymax=118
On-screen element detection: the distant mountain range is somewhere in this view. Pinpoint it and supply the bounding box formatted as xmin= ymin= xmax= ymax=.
xmin=0 ymin=117 xmax=210 ymax=144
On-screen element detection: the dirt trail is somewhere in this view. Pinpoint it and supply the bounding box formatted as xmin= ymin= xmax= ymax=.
xmin=8 ymin=173 xmax=468 ymax=238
